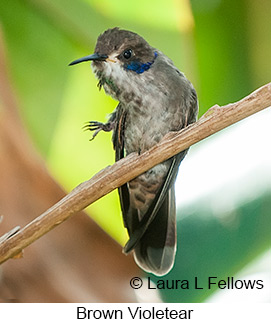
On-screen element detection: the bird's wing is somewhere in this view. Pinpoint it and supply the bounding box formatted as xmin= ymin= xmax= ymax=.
xmin=123 ymin=86 xmax=198 ymax=253
xmin=115 ymin=86 xmax=198 ymax=254
xmin=112 ymin=104 xmax=130 ymax=223
xmin=123 ymin=151 xmax=187 ymax=253
xmin=113 ymin=106 xmax=186 ymax=241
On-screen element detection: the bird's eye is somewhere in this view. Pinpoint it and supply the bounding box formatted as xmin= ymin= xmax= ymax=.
xmin=123 ymin=49 xmax=132 ymax=59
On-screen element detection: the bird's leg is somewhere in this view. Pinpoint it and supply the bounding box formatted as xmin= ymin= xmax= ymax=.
xmin=83 ymin=111 xmax=117 ymax=141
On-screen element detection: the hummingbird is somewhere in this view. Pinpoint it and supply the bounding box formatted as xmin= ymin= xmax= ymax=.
xmin=69 ymin=27 xmax=198 ymax=276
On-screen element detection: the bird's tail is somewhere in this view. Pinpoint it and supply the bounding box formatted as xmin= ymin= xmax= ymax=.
xmin=133 ymin=186 xmax=176 ymax=276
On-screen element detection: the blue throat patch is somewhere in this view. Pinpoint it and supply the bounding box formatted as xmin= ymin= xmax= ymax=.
xmin=126 ymin=51 xmax=158 ymax=74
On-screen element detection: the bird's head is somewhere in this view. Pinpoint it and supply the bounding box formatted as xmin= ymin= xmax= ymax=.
xmin=69 ymin=27 xmax=157 ymax=80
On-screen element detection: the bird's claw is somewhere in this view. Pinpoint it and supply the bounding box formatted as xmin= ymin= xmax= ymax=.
xmin=83 ymin=121 xmax=114 ymax=141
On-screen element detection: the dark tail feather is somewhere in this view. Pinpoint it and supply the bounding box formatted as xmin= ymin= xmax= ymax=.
xmin=133 ymin=187 xmax=176 ymax=276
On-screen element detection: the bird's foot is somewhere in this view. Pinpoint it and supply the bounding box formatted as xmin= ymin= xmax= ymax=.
xmin=83 ymin=121 xmax=114 ymax=141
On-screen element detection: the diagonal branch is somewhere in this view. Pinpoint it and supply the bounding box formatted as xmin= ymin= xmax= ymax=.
xmin=0 ymin=83 xmax=271 ymax=264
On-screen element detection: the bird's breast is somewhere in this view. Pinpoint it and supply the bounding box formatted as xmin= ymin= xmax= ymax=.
xmin=123 ymin=93 xmax=182 ymax=155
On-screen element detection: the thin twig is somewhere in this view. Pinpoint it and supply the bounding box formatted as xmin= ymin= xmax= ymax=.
xmin=0 ymin=83 xmax=270 ymax=264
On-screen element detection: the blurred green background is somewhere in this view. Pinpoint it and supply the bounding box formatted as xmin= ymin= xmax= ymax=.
xmin=0 ymin=0 xmax=270 ymax=302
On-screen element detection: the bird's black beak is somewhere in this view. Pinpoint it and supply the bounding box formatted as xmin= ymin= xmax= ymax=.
xmin=69 ymin=53 xmax=108 ymax=66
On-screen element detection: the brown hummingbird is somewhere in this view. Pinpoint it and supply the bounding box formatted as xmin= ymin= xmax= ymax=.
xmin=69 ymin=28 xmax=198 ymax=276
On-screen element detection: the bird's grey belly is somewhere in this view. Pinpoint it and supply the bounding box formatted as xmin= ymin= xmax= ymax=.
xmin=124 ymin=103 xmax=174 ymax=154
xmin=127 ymin=161 xmax=171 ymax=217
xmin=124 ymin=105 xmax=172 ymax=217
